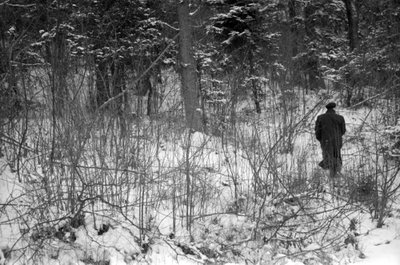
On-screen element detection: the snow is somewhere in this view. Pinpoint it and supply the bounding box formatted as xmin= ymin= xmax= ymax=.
xmin=348 ymin=217 xmax=400 ymax=265
xmin=0 ymin=159 xmax=23 ymax=250
xmin=1 ymin=92 xmax=400 ymax=265
xmin=352 ymin=239 xmax=400 ymax=265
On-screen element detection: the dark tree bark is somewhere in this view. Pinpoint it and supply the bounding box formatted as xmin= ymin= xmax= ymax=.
xmin=288 ymin=0 xmax=298 ymax=56
xmin=111 ymin=61 xmax=127 ymax=135
xmin=145 ymin=75 xmax=154 ymax=116
xmin=288 ymin=0 xmax=302 ymax=86
xmin=111 ymin=61 xmax=126 ymax=112
xmin=50 ymin=29 xmax=68 ymax=116
xmin=177 ymin=0 xmax=203 ymax=131
xmin=96 ymin=60 xmax=110 ymax=108
xmin=249 ymin=50 xmax=261 ymax=114
xmin=343 ymin=0 xmax=359 ymax=51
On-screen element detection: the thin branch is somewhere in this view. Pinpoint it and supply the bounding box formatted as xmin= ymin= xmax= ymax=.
xmin=50 ymin=160 xmax=142 ymax=174
xmin=0 ymin=133 xmax=33 ymax=152
xmin=159 ymin=21 xmax=180 ymax=31
xmin=349 ymin=76 xmax=399 ymax=109
xmin=6 ymin=3 xmax=35 ymax=7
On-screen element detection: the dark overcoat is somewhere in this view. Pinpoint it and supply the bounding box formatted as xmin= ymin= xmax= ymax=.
xmin=315 ymin=109 xmax=346 ymax=172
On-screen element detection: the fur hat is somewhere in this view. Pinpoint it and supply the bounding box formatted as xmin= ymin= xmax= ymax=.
xmin=326 ymin=102 xmax=336 ymax=109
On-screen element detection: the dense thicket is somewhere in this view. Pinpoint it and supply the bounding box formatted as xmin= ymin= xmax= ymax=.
xmin=1 ymin=0 xmax=399 ymax=125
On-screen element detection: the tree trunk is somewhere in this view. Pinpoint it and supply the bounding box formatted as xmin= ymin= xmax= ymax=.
xmin=288 ymin=0 xmax=298 ymax=56
xmin=306 ymin=53 xmax=325 ymax=91
xmin=96 ymin=60 xmax=110 ymax=108
xmin=249 ymin=50 xmax=261 ymax=113
xmin=51 ymin=29 xmax=68 ymax=116
xmin=147 ymin=79 xmax=154 ymax=116
xmin=177 ymin=0 xmax=203 ymax=131
xmin=343 ymin=0 xmax=359 ymax=51
xmin=142 ymin=75 xmax=156 ymax=116
xmin=198 ymin=62 xmax=208 ymax=127
xmin=304 ymin=5 xmax=326 ymax=91
xmin=288 ymin=0 xmax=302 ymax=86
xmin=111 ymin=61 xmax=126 ymax=135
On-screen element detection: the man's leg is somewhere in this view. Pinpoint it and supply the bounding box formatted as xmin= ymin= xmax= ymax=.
xmin=325 ymin=144 xmax=343 ymax=194
xmin=319 ymin=143 xmax=331 ymax=169
xmin=331 ymin=146 xmax=343 ymax=177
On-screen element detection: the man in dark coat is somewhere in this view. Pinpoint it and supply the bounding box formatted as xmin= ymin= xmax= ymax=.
xmin=315 ymin=102 xmax=346 ymax=178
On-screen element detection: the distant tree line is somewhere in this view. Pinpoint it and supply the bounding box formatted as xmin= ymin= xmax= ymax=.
xmin=1 ymin=0 xmax=399 ymax=129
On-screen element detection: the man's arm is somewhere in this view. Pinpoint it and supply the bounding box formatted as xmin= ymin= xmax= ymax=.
xmin=341 ymin=116 xmax=346 ymax=135
xmin=315 ymin=117 xmax=322 ymax=141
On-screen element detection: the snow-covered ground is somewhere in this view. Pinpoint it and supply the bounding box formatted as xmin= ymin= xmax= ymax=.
xmin=349 ymin=216 xmax=400 ymax=265
xmin=1 ymin=94 xmax=400 ymax=265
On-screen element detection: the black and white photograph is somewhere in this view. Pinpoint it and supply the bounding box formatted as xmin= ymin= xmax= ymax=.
xmin=1 ymin=0 xmax=400 ymax=264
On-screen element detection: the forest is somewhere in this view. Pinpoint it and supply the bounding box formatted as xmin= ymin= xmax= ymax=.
xmin=0 ymin=0 xmax=400 ymax=264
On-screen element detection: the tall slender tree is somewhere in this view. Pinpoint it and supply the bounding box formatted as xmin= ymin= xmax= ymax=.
xmin=343 ymin=0 xmax=359 ymax=51
xmin=178 ymin=0 xmax=203 ymax=131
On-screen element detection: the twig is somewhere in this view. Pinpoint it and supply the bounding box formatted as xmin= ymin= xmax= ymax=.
xmin=349 ymin=82 xmax=398 ymax=109
xmin=0 ymin=133 xmax=33 ymax=152
xmin=50 ymin=160 xmax=142 ymax=174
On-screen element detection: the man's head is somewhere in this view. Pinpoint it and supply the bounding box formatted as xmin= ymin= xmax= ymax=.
xmin=326 ymin=102 xmax=336 ymax=109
